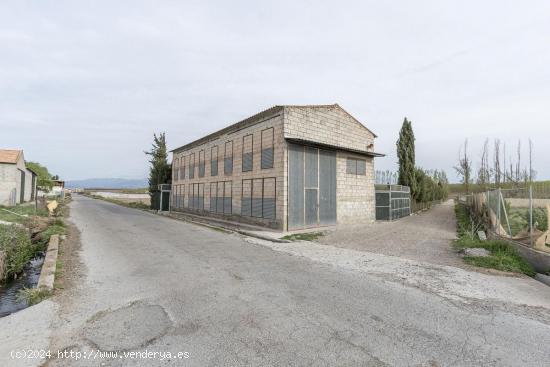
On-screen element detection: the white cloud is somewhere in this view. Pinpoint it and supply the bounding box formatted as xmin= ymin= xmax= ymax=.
xmin=1 ymin=0 xmax=549 ymax=181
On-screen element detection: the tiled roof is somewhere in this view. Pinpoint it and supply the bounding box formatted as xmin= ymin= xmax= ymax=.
xmin=0 ymin=149 xmax=22 ymax=164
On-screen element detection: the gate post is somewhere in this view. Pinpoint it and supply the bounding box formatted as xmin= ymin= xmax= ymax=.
xmin=529 ymin=185 xmax=533 ymax=247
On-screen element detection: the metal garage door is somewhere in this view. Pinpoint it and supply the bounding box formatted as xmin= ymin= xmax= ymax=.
xmin=288 ymin=143 xmax=336 ymax=229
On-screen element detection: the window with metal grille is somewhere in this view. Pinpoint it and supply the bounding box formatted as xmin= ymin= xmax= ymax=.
xmin=189 ymin=153 xmax=195 ymax=179
xmin=209 ymin=182 xmax=217 ymax=212
xmin=209 ymin=181 xmax=232 ymax=214
xmin=261 ymin=127 xmax=274 ymax=169
xmin=346 ymin=158 xmax=367 ymax=176
xmin=211 ymin=145 xmax=218 ymax=176
xmin=198 ymin=183 xmax=204 ymax=210
xmin=199 ymin=150 xmax=205 ymax=177
xmin=183 ymin=185 xmax=185 ymax=209
xmin=187 ymin=184 xmax=193 ymax=208
xmin=223 ymin=181 xmax=232 ymax=214
xmin=242 ymin=134 xmax=253 ymax=172
xmin=173 ymin=158 xmax=179 ymax=181
xmin=172 ymin=184 xmax=184 ymax=209
xmin=241 ymin=177 xmax=276 ymax=219
xmin=224 ymin=141 xmax=233 ymax=175
xmin=180 ymin=156 xmax=185 ymax=179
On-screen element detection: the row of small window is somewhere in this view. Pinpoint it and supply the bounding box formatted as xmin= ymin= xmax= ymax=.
xmin=171 ymin=177 xmax=276 ymax=219
xmin=346 ymin=158 xmax=367 ymax=175
xmin=173 ymin=128 xmax=275 ymax=181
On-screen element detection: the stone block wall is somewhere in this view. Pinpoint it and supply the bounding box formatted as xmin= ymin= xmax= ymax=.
xmin=283 ymin=105 xmax=375 ymax=153
xmin=336 ymin=152 xmax=375 ymax=224
xmin=172 ymin=111 xmax=286 ymax=229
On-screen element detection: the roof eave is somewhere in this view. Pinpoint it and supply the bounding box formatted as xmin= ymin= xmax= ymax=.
xmin=285 ymin=138 xmax=385 ymax=157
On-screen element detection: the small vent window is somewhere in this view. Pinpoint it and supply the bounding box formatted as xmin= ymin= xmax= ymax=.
xmin=261 ymin=128 xmax=274 ymax=169
xmin=211 ymin=145 xmax=218 ymax=176
xmin=224 ymin=141 xmax=233 ymax=175
xmin=199 ymin=150 xmax=205 ymax=177
xmin=242 ymin=134 xmax=253 ymax=172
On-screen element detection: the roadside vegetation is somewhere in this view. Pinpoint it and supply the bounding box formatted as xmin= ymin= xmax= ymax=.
xmin=146 ymin=132 xmax=172 ymax=210
xmin=282 ymin=232 xmax=326 ymax=241
xmin=16 ymin=287 xmax=52 ymax=305
xmin=394 ymin=118 xmax=449 ymax=208
xmin=0 ymin=205 xmax=49 ymax=224
xmin=120 ymin=188 xmax=148 ymax=194
xmin=454 ymin=202 xmax=535 ymax=276
xmin=84 ymin=193 xmax=150 ymax=210
xmin=1 ymin=199 xmax=68 ymax=310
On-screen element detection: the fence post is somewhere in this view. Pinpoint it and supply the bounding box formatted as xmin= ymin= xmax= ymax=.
xmin=529 ymin=185 xmax=533 ymax=247
xmin=497 ymin=188 xmax=501 ymax=236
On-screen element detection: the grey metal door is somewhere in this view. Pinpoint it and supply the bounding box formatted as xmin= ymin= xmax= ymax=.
xmin=288 ymin=143 xmax=336 ymax=229
xmin=19 ymin=169 xmax=25 ymax=203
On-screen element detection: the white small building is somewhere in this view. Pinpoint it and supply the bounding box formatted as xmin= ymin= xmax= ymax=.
xmin=0 ymin=149 xmax=38 ymax=206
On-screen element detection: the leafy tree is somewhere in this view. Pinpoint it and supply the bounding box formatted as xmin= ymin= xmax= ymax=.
xmin=26 ymin=161 xmax=53 ymax=192
xmin=145 ymin=133 xmax=172 ymax=208
xmin=396 ymin=118 xmax=417 ymax=196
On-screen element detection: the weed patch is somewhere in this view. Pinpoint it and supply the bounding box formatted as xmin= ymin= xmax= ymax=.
xmin=454 ymin=203 xmax=535 ymax=276
xmin=16 ymin=287 xmax=52 ymax=305
xmin=282 ymin=232 xmax=326 ymax=241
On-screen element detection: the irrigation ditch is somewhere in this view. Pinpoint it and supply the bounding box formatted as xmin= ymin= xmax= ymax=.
xmin=0 ymin=199 xmax=68 ymax=317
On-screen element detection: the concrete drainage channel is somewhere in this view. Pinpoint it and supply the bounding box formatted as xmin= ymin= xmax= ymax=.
xmin=0 ymin=234 xmax=60 ymax=317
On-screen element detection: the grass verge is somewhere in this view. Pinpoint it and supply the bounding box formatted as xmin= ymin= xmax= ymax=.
xmin=281 ymin=231 xmax=326 ymax=241
xmin=454 ymin=202 xmax=535 ymax=276
xmin=0 ymin=204 xmax=48 ymax=224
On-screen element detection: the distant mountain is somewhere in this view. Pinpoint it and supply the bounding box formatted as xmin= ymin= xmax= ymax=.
xmin=65 ymin=178 xmax=148 ymax=189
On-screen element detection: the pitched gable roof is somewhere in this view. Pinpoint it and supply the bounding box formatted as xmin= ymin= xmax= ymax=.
xmin=0 ymin=149 xmax=22 ymax=164
xmin=171 ymin=104 xmax=377 ymax=153
xmin=285 ymin=104 xmax=378 ymax=138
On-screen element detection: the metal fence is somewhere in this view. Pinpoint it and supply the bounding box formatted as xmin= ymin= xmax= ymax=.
xmin=461 ymin=186 xmax=550 ymax=250
xmin=375 ymin=185 xmax=411 ymax=220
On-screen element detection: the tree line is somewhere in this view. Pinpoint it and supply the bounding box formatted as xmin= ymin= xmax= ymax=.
xmin=396 ymin=118 xmax=449 ymax=203
xmin=454 ymin=138 xmax=535 ymax=193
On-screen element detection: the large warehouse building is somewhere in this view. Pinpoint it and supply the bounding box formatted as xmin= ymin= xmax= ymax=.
xmin=170 ymin=104 xmax=383 ymax=231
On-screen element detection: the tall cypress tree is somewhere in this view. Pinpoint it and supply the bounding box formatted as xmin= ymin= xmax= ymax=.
xmin=396 ymin=118 xmax=417 ymax=196
xmin=145 ymin=132 xmax=172 ymax=208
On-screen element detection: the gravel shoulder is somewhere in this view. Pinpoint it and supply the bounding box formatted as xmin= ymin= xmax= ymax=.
xmin=319 ymin=199 xmax=469 ymax=268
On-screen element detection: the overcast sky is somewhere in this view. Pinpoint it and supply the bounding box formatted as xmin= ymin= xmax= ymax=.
xmin=1 ymin=1 xmax=549 ymax=182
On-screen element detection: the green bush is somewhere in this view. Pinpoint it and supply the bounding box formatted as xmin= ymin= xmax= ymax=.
xmin=16 ymin=287 xmax=52 ymax=305
xmin=0 ymin=224 xmax=36 ymax=280
xmin=454 ymin=203 xmax=535 ymax=276
xmin=36 ymin=224 xmax=65 ymax=247
xmin=533 ymin=208 xmax=548 ymax=231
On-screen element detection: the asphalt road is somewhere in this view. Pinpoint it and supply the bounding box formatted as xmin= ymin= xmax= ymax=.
xmin=37 ymin=196 xmax=550 ymax=366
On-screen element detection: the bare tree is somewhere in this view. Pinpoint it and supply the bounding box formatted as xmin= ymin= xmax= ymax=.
xmin=503 ymin=143 xmax=507 ymax=183
xmin=477 ymin=138 xmax=491 ymax=188
xmin=516 ymin=139 xmax=521 ymax=183
xmin=455 ymin=139 xmax=473 ymax=193
xmin=493 ymin=139 xmax=501 ymax=186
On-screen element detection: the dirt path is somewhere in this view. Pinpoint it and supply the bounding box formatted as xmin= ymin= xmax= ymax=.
xmin=320 ymin=199 xmax=466 ymax=268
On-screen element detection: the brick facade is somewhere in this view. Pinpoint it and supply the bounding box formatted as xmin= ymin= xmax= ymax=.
xmin=170 ymin=104 xmax=381 ymax=230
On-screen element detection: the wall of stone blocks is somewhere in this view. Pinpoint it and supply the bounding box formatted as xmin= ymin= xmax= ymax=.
xmin=335 ymin=151 xmax=375 ymax=224
xmin=283 ymin=105 xmax=375 ymax=153
xmin=171 ymin=112 xmax=286 ymax=229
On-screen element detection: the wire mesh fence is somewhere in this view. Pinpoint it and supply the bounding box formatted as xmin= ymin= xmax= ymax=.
xmin=375 ymin=185 xmax=411 ymax=220
xmin=461 ymin=186 xmax=550 ymax=250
